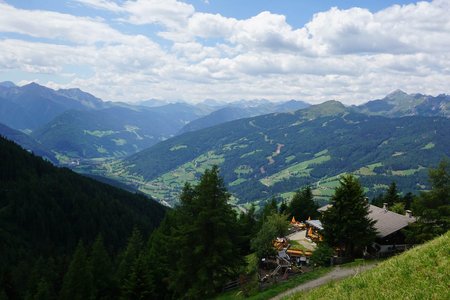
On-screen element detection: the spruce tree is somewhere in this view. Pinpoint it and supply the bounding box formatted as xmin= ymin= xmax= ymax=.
xmin=238 ymin=204 xmax=258 ymax=255
xmin=168 ymin=166 xmax=244 ymax=299
xmin=407 ymin=159 xmax=450 ymax=243
xmin=116 ymin=228 xmax=144 ymax=288
xmin=321 ymin=175 xmax=377 ymax=257
xmin=279 ymin=200 xmax=288 ymax=215
xmin=288 ymin=186 xmax=318 ymax=221
xmin=384 ymin=182 xmax=400 ymax=207
xmin=32 ymin=279 xmax=53 ymax=300
xmin=120 ymin=254 xmax=153 ymax=300
xmin=89 ymin=235 xmax=114 ymax=300
xmin=60 ymin=241 xmax=94 ymax=300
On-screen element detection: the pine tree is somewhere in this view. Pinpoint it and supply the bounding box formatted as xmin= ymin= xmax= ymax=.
xmin=60 ymin=241 xmax=94 ymax=300
xmin=279 ymin=200 xmax=288 ymax=215
xmin=260 ymin=197 xmax=278 ymax=222
xmin=116 ymin=228 xmax=144 ymax=293
xmin=288 ymin=186 xmax=318 ymax=221
xmin=321 ymin=175 xmax=377 ymax=257
xmin=89 ymin=235 xmax=114 ymax=300
xmin=407 ymin=159 xmax=450 ymax=243
xmin=142 ymin=214 xmax=177 ymax=299
xmin=238 ymin=204 xmax=258 ymax=255
xmin=32 ymin=279 xmax=53 ymax=300
xmin=167 ymin=166 xmax=245 ymax=299
xmin=120 ymin=254 xmax=153 ymax=300
xmin=384 ymin=182 xmax=400 ymax=207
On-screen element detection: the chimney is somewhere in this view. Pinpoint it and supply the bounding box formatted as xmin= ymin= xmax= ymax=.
xmin=383 ymin=203 xmax=388 ymax=212
xmin=405 ymin=210 xmax=412 ymax=218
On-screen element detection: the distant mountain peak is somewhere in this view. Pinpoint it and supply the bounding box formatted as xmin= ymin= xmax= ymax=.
xmin=299 ymin=100 xmax=347 ymax=118
xmin=386 ymin=89 xmax=408 ymax=98
xmin=0 ymin=81 xmax=16 ymax=88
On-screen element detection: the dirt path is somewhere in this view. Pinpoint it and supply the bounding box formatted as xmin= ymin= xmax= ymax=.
xmin=270 ymin=264 xmax=377 ymax=300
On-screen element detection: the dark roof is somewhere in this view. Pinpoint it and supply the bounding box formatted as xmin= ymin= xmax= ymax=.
xmin=317 ymin=204 xmax=416 ymax=238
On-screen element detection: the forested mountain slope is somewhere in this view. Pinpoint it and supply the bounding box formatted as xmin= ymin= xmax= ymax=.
xmin=0 ymin=136 xmax=166 ymax=290
xmin=179 ymin=100 xmax=309 ymax=134
xmin=31 ymin=103 xmax=206 ymax=160
xmin=0 ymin=123 xmax=57 ymax=163
xmin=102 ymin=101 xmax=450 ymax=206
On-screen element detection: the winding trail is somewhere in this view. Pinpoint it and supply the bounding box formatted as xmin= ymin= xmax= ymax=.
xmin=270 ymin=263 xmax=377 ymax=300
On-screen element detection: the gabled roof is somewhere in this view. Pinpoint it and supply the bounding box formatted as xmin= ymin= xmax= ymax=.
xmin=317 ymin=204 xmax=416 ymax=238
xmin=368 ymin=205 xmax=416 ymax=238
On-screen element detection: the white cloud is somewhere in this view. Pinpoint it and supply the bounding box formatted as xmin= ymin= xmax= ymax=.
xmin=1 ymin=0 xmax=450 ymax=104
xmin=0 ymin=3 xmax=136 ymax=45
xmin=73 ymin=0 xmax=123 ymax=12
xmin=122 ymin=0 xmax=194 ymax=28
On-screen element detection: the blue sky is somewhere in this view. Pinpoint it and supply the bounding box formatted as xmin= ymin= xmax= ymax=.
xmin=1 ymin=0 xmax=449 ymax=104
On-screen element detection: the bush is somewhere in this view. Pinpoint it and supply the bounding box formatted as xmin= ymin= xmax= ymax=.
xmin=311 ymin=243 xmax=334 ymax=267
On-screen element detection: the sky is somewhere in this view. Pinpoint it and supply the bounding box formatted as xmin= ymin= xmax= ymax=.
xmin=0 ymin=0 xmax=449 ymax=104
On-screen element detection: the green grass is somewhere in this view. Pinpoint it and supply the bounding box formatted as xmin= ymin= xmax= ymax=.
xmin=289 ymin=240 xmax=308 ymax=252
xmin=241 ymin=150 xmax=262 ymax=158
xmin=314 ymin=149 xmax=328 ymax=157
xmin=230 ymin=178 xmax=248 ymax=186
xmin=391 ymin=166 xmax=425 ymax=176
xmin=354 ymin=162 xmax=383 ymax=176
xmin=421 ymin=142 xmax=435 ymax=150
xmin=138 ymin=151 xmax=225 ymax=204
xmin=285 ymin=155 xmax=296 ymax=163
xmin=170 ymin=145 xmax=187 ymax=151
xmin=215 ymin=268 xmax=331 ymax=300
xmin=112 ymin=138 xmax=127 ymax=146
xmin=235 ymin=165 xmax=254 ymax=176
xmin=260 ymin=155 xmax=331 ymax=187
xmin=286 ymin=231 xmax=450 ymax=300
xmin=84 ymin=129 xmax=117 ymax=137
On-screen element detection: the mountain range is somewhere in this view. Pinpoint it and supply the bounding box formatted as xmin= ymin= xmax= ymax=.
xmin=97 ymin=100 xmax=449 ymax=207
xmin=1 ymin=81 xmax=449 ymax=208
xmin=0 ymin=82 xmax=312 ymax=162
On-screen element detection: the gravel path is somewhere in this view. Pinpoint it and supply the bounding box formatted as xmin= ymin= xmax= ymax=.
xmin=270 ymin=263 xmax=377 ymax=300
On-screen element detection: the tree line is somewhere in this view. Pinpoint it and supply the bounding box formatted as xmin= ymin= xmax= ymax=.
xmin=1 ymin=134 xmax=448 ymax=299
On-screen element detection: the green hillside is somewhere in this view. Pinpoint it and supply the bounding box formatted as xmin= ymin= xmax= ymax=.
xmin=287 ymin=231 xmax=450 ymax=299
xmin=95 ymin=101 xmax=450 ymax=206
xmin=0 ymin=136 xmax=166 ymax=289
xmin=0 ymin=122 xmax=57 ymax=163
xmin=32 ymin=103 xmax=205 ymax=161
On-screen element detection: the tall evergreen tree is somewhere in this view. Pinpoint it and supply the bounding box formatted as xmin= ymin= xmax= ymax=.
xmin=279 ymin=200 xmax=288 ymax=215
xmin=384 ymin=182 xmax=400 ymax=207
xmin=407 ymin=159 xmax=450 ymax=243
xmin=238 ymin=204 xmax=259 ymax=255
xmin=402 ymin=192 xmax=414 ymax=211
xmin=321 ymin=175 xmax=377 ymax=257
xmin=260 ymin=197 xmax=278 ymax=222
xmin=116 ymin=228 xmax=144 ymax=291
xmin=167 ymin=166 xmax=245 ymax=299
xmin=288 ymin=186 xmax=318 ymax=221
xmin=89 ymin=235 xmax=114 ymax=300
xmin=32 ymin=279 xmax=53 ymax=300
xmin=60 ymin=241 xmax=93 ymax=300
xmin=120 ymin=254 xmax=153 ymax=300
xmin=142 ymin=215 xmax=175 ymax=299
